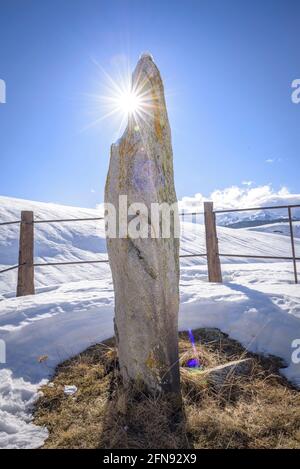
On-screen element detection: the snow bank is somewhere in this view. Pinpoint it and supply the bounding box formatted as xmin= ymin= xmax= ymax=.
xmin=0 ymin=266 xmax=299 ymax=448
xmin=247 ymin=221 xmax=300 ymax=238
xmin=0 ymin=196 xmax=299 ymax=448
xmin=0 ymin=369 xmax=48 ymax=449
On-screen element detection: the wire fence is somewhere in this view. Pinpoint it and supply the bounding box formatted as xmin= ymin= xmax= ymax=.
xmin=0 ymin=203 xmax=299 ymax=294
xmin=214 ymin=204 xmax=299 ymax=283
xmin=0 ymin=212 xmax=205 ymax=275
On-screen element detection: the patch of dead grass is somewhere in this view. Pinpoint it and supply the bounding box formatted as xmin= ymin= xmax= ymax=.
xmin=34 ymin=329 xmax=300 ymax=449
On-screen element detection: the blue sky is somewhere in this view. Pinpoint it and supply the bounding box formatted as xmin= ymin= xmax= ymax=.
xmin=0 ymin=0 xmax=299 ymax=207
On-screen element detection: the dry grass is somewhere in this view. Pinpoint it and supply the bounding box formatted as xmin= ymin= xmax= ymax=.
xmin=34 ymin=329 xmax=300 ymax=449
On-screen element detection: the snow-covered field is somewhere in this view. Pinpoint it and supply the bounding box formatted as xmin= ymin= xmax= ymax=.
xmin=0 ymin=195 xmax=300 ymax=449
xmin=247 ymin=221 xmax=300 ymax=238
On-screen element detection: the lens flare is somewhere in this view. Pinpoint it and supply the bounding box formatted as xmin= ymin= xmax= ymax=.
xmin=187 ymin=329 xmax=201 ymax=369
xmin=83 ymin=57 xmax=155 ymax=135
xmin=107 ymin=81 xmax=149 ymax=124
xmin=118 ymin=89 xmax=142 ymax=116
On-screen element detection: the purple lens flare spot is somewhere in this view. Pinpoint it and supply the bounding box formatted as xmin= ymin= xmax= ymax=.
xmin=188 ymin=329 xmax=196 ymax=347
xmin=187 ymin=358 xmax=201 ymax=368
xmin=187 ymin=329 xmax=201 ymax=369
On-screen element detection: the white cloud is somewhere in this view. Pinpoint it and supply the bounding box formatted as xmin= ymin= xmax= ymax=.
xmin=179 ymin=185 xmax=300 ymax=221
xmin=96 ymin=185 xmax=300 ymax=224
xmin=266 ymin=158 xmax=274 ymax=163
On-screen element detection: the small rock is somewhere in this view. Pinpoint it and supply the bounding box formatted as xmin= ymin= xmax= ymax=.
xmin=37 ymin=354 xmax=48 ymax=363
xmin=201 ymin=358 xmax=254 ymax=390
xmin=64 ymin=385 xmax=78 ymax=396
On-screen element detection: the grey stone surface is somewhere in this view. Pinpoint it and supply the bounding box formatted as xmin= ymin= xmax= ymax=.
xmin=202 ymin=358 xmax=254 ymax=390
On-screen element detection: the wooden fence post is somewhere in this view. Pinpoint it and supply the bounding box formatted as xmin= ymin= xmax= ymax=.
xmin=288 ymin=206 xmax=298 ymax=284
xmin=204 ymin=202 xmax=222 ymax=283
xmin=17 ymin=211 xmax=35 ymax=296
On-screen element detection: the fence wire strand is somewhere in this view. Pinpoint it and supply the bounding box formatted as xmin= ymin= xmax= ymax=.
xmin=0 ymin=263 xmax=23 ymax=274
xmin=0 ymin=220 xmax=21 ymax=226
xmin=0 ymin=204 xmax=298 ymax=285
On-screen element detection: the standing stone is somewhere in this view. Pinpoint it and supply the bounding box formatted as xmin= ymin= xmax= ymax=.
xmin=105 ymin=54 xmax=180 ymax=395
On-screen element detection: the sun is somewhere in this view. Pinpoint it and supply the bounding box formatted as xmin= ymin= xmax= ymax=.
xmin=82 ymin=57 xmax=156 ymax=135
xmin=118 ymin=89 xmax=143 ymax=117
xmin=106 ymin=71 xmax=154 ymax=126
xmin=108 ymin=80 xmax=147 ymax=123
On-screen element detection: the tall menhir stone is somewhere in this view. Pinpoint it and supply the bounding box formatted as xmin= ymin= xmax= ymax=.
xmin=105 ymin=54 xmax=180 ymax=396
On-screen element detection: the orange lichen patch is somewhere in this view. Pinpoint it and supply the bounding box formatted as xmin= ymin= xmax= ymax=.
xmin=154 ymin=108 xmax=163 ymax=142
xmin=119 ymin=135 xmax=139 ymax=160
xmin=146 ymin=350 xmax=156 ymax=369
xmin=117 ymin=133 xmax=139 ymax=190
xmin=149 ymin=84 xmax=164 ymax=143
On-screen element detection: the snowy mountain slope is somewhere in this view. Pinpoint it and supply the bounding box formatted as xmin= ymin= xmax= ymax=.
xmin=179 ymin=186 xmax=300 ymax=227
xmin=246 ymin=221 xmax=300 ymax=238
xmin=1 ymin=196 xmax=299 ymax=296
xmin=0 ymin=196 xmax=300 ymax=449
xmin=180 ymin=222 xmax=299 ymax=265
xmin=0 ymin=196 xmax=108 ymax=296
xmin=216 ymin=210 xmax=300 ymax=227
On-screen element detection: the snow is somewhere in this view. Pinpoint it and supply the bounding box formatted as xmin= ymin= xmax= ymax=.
xmin=0 ymin=369 xmax=48 ymax=449
xmin=247 ymin=221 xmax=300 ymax=238
xmin=0 ymin=195 xmax=300 ymax=448
xmin=1 ymin=195 xmax=299 ymax=297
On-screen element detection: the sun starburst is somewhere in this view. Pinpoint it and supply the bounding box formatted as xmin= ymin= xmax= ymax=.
xmin=83 ymin=57 xmax=154 ymax=135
